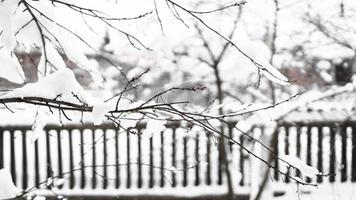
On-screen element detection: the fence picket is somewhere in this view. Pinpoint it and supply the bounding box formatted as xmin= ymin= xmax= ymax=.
xmin=91 ymin=129 xmax=96 ymax=189
xmin=329 ymin=125 xmax=336 ymax=182
xmin=149 ymin=136 xmax=154 ymax=188
xmin=306 ymin=126 xmax=312 ymax=183
xmin=341 ymin=125 xmax=347 ymax=182
xmin=22 ymin=130 xmax=28 ymax=189
xmin=79 ymin=129 xmax=85 ymax=189
xmin=206 ymin=132 xmax=211 ymax=185
xmin=45 ymin=130 xmax=52 ymax=188
xmin=115 ymin=129 xmax=120 ymax=188
xmin=103 ymin=129 xmax=108 ymax=189
xmin=0 ymin=129 xmax=3 ymax=169
xmin=68 ymin=130 xmax=75 ymax=189
xmin=273 ymin=128 xmax=279 ymax=181
xmin=239 ymin=134 xmax=245 ymax=186
xmin=137 ymin=130 xmax=142 ymax=188
xmin=158 ymin=131 xmax=163 ymax=187
xmin=10 ymin=130 xmax=16 ymax=186
xmin=284 ymin=126 xmax=290 ymax=183
xmin=126 ymin=129 xmax=131 ymax=188
xmin=317 ymin=126 xmax=323 ymax=183
xmin=296 ymin=126 xmax=301 ymax=178
xmin=183 ymin=136 xmax=188 ymax=187
xmin=57 ymin=129 xmax=63 ymax=189
xmin=195 ymin=134 xmax=200 ymax=186
xmin=172 ymin=128 xmax=177 ymax=187
xmin=352 ymin=126 xmax=356 ymax=182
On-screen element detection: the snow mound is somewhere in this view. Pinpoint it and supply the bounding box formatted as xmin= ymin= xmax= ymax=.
xmin=91 ymin=101 xmax=113 ymax=125
xmin=143 ymin=119 xmax=166 ymax=138
xmin=280 ymin=155 xmax=320 ymax=178
xmin=1 ymin=68 xmax=89 ymax=104
xmin=0 ymin=169 xmax=21 ymax=199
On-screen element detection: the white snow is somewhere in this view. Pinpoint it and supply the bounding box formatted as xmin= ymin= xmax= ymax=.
xmin=0 ymin=169 xmax=21 ymax=200
xmin=1 ymin=68 xmax=89 ymax=105
xmin=46 ymin=177 xmax=54 ymax=187
xmin=280 ymin=155 xmax=320 ymax=178
xmin=0 ymin=0 xmax=19 ymax=51
xmin=37 ymin=41 xmax=67 ymax=78
xmin=143 ymin=119 xmax=166 ymax=138
xmin=0 ymin=1 xmax=355 ymax=200
xmin=55 ymin=30 xmax=105 ymax=85
xmin=235 ymin=36 xmax=289 ymax=86
xmin=272 ymin=183 xmax=356 ymax=200
xmin=55 ymin=31 xmax=90 ymax=69
xmin=31 ymin=108 xmax=48 ymax=142
xmin=118 ymin=112 xmax=143 ymax=129
xmin=33 ymin=196 xmax=46 ymax=200
xmin=90 ymin=101 xmax=113 ymax=125
xmin=240 ymin=81 xmax=356 ymax=127
xmin=0 ymin=49 xmax=25 ymax=84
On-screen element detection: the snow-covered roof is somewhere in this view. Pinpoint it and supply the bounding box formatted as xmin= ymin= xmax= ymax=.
xmin=282 ymin=90 xmax=356 ymax=123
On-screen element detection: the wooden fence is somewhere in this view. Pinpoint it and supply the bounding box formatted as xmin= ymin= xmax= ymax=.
xmin=0 ymin=121 xmax=355 ymax=197
xmin=274 ymin=122 xmax=356 ymax=184
xmin=0 ymin=122 xmax=251 ymax=194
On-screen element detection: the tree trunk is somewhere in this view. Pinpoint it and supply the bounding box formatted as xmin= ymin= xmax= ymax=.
xmin=254 ymin=129 xmax=278 ymax=200
xmin=255 ymin=1 xmax=279 ymax=197
xmin=219 ymin=135 xmax=234 ymax=200
xmin=213 ymin=64 xmax=234 ymax=200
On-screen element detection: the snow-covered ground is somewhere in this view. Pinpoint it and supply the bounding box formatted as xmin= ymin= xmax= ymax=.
xmin=272 ymin=183 xmax=356 ymax=200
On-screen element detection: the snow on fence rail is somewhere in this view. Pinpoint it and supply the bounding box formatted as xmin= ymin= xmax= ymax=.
xmin=0 ymin=122 xmax=252 ymax=196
